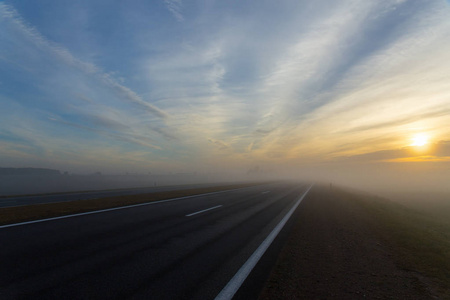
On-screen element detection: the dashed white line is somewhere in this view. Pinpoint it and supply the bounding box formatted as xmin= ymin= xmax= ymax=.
xmin=214 ymin=184 xmax=313 ymax=300
xmin=261 ymin=191 xmax=270 ymax=194
xmin=186 ymin=205 xmax=223 ymax=217
xmin=0 ymin=188 xmax=244 ymax=229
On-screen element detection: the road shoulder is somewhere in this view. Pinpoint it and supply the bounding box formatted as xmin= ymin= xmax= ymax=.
xmin=259 ymin=185 xmax=437 ymax=299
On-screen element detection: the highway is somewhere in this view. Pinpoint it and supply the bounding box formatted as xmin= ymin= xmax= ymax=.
xmin=0 ymin=183 xmax=228 ymax=208
xmin=0 ymin=182 xmax=311 ymax=299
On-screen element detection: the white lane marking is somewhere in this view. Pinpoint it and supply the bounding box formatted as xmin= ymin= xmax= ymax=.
xmin=0 ymin=188 xmax=246 ymax=229
xmin=186 ymin=205 xmax=223 ymax=217
xmin=261 ymin=191 xmax=270 ymax=194
xmin=214 ymin=184 xmax=313 ymax=300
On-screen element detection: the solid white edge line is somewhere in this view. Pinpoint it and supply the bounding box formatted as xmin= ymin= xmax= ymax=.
xmin=214 ymin=184 xmax=313 ymax=300
xmin=0 ymin=187 xmax=248 ymax=229
xmin=186 ymin=205 xmax=223 ymax=217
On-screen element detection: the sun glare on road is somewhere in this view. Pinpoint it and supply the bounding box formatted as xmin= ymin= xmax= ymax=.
xmin=410 ymin=133 xmax=429 ymax=147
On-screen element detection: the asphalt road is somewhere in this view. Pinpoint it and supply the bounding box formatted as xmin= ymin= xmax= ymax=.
xmin=0 ymin=182 xmax=311 ymax=300
xmin=0 ymin=183 xmax=229 ymax=208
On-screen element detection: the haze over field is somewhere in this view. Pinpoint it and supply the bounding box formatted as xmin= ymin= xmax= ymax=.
xmin=1 ymin=0 xmax=450 ymax=195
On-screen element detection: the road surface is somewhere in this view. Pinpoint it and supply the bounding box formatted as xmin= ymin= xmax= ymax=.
xmin=0 ymin=183 xmax=230 ymax=208
xmin=0 ymin=182 xmax=311 ymax=299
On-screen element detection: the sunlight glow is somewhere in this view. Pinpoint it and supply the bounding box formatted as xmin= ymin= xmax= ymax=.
xmin=411 ymin=134 xmax=429 ymax=147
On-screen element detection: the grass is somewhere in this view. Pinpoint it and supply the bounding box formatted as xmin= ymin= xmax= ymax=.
xmin=0 ymin=182 xmax=262 ymax=226
xmin=341 ymin=188 xmax=450 ymax=299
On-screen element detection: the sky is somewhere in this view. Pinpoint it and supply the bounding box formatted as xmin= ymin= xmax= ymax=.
xmin=1 ymin=0 xmax=450 ymax=190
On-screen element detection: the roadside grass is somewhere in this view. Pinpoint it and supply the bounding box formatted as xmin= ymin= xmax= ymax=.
xmin=0 ymin=182 xmax=261 ymax=226
xmin=340 ymin=188 xmax=450 ymax=299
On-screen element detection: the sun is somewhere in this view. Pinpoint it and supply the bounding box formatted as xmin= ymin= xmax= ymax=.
xmin=410 ymin=133 xmax=428 ymax=147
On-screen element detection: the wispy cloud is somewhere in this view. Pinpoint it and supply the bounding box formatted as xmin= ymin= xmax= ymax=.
xmin=100 ymin=74 xmax=169 ymax=119
xmin=335 ymin=140 xmax=450 ymax=163
xmin=240 ymin=0 xmax=450 ymax=163
xmin=208 ymin=139 xmax=229 ymax=151
xmin=1 ymin=0 xmax=450 ymax=174
xmin=164 ymin=0 xmax=184 ymax=22
xmin=0 ymin=3 xmax=167 ymax=120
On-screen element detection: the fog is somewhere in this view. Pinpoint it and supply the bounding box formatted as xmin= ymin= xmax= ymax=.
xmin=0 ymin=170 xmax=249 ymax=196
xmin=1 ymin=1 xmax=450 ymax=209
xmin=1 ymin=162 xmax=449 ymax=205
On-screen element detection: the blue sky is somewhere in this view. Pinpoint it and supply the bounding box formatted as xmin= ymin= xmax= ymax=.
xmin=1 ymin=0 xmax=450 ymax=175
